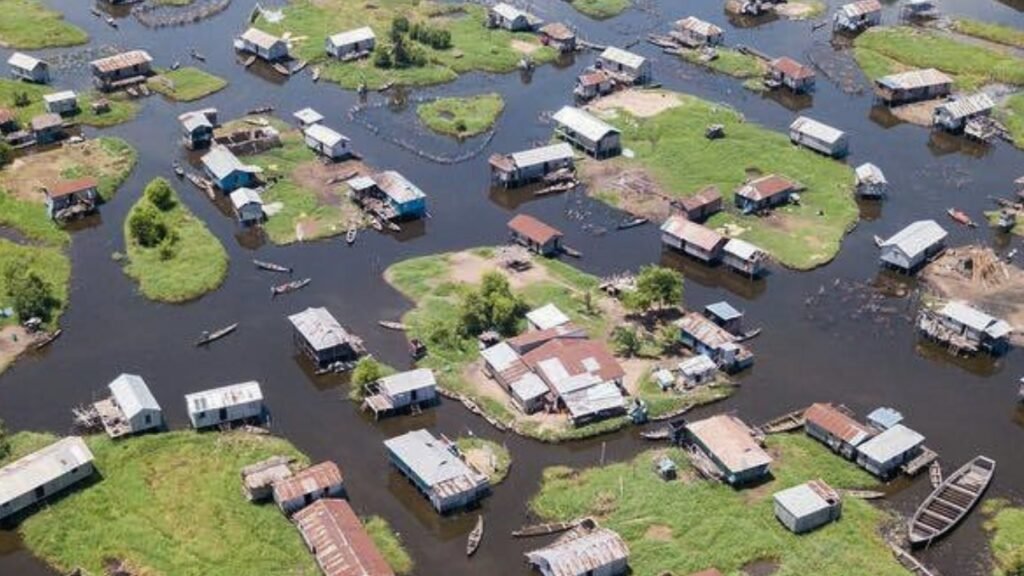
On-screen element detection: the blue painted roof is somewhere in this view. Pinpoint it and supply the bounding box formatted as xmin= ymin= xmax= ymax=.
xmin=705 ymin=301 xmax=743 ymax=321
xmin=867 ymin=407 xmax=903 ymax=430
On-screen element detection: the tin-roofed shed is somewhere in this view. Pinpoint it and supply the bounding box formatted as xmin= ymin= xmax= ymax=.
xmin=184 ymin=381 xmax=264 ymax=429
xmin=873 ymin=69 xmax=953 ymax=105
xmin=685 ymin=414 xmax=772 ymax=485
xmin=509 ymin=214 xmax=563 ymax=256
xmin=856 ymin=424 xmax=925 ymax=478
xmin=0 ymin=436 xmax=95 ymax=521
xmin=552 ymin=106 xmax=621 ymax=159
xmin=326 ymin=26 xmax=376 ymax=60
xmin=867 ymin=407 xmax=903 ymax=430
xmin=526 ymin=526 xmax=630 ymax=576
xmin=833 ymin=0 xmax=882 ymax=32
xmin=363 ymin=368 xmax=438 ymax=418
xmin=490 ymin=143 xmax=575 ymax=187
xmin=804 ymin=403 xmax=873 ymax=459
xmin=8 ymin=52 xmax=49 ymax=84
xmin=933 ymin=93 xmax=995 ymax=132
xmin=879 ymin=220 xmax=947 ymax=272
xmin=774 ymin=479 xmax=842 ymax=533
xmin=107 ymin=373 xmax=162 ymax=435
xmin=293 ymin=498 xmax=396 ymax=576
xmin=723 ymin=238 xmax=767 ymax=277
xmin=303 ymin=123 xmax=351 ymax=160
xmin=660 ymin=216 xmax=725 ymax=263
xmin=672 ymin=16 xmax=724 ymax=47
xmin=598 ymin=46 xmax=651 ymax=84
xmin=789 ymin=116 xmax=848 ymax=158
xmin=289 ymin=307 xmax=366 ymax=369
xmin=273 ymin=460 xmax=345 ymax=515
xmin=384 ymin=429 xmax=489 ymax=513
xmin=855 ymin=163 xmax=888 ymax=198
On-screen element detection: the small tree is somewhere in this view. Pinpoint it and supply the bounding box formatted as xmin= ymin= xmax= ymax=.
xmin=611 ymin=326 xmax=642 ymax=357
xmin=0 ymin=142 xmax=13 ymax=169
xmin=129 ymin=204 xmax=168 ymax=248
xmin=352 ymin=357 xmax=385 ymax=387
xmin=629 ymin=265 xmax=684 ymax=313
xmin=13 ymin=91 xmax=30 ymax=107
xmin=144 ymin=178 xmax=176 ymax=212
xmin=656 ymin=323 xmax=679 ymax=355
xmin=459 ymin=272 xmax=527 ymax=337
xmin=4 ymin=266 xmax=57 ymax=322
xmin=373 ymin=45 xmax=393 ymax=68
xmin=390 ymin=16 xmax=409 ymax=41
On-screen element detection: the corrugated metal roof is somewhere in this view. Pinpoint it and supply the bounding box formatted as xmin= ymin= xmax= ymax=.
xmin=185 ymin=381 xmax=263 ymax=414
xmin=539 ymin=22 xmax=575 ymax=41
xmin=328 ymin=26 xmax=376 ymax=48
xmin=378 ymin=368 xmax=436 ymax=396
xmin=774 ymin=480 xmax=838 ymax=518
xmin=305 ymin=123 xmax=348 ymax=147
xmin=8 ymin=52 xmax=45 ymax=70
xmin=790 ymin=116 xmax=845 ymax=145
xmin=674 ymin=16 xmax=723 ymax=37
xmin=856 ymin=163 xmax=887 ymax=186
xmin=181 ymin=112 xmax=212 ymax=133
xmin=839 ymin=0 xmax=882 ymax=18
xmin=771 ymin=57 xmax=815 ymax=80
xmin=526 ymin=527 xmax=629 ymax=576
xmin=43 ymin=91 xmax=75 ymax=103
xmin=552 ymin=106 xmax=619 ymax=142
xmin=523 ymin=339 xmax=625 ymax=385
xmin=509 ymin=213 xmax=563 ymax=244
xmin=293 ymin=107 xmax=324 ymax=125
xmin=804 ymin=403 xmax=872 ymax=446
xmin=374 ymin=171 xmax=425 ymax=204
xmin=723 ymin=238 xmax=764 ymax=261
xmin=527 ymin=303 xmax=571 ymax=331
xmin=736 ymin=174 xmax=797 ymax=202
xmin=0 ymin=437 xmax=93 ymax=505
xmin=881 ymin=220 xmax=947 ymax=259
xmin=273 ymin=461 xmax=343 ymax=502
xmin=108 ymin=374 xmax=160 ymax=419
xmin=491 ymin=2 xmax=526 ymax=21
xmin=678 ymin=354 xmax=717 ymax=376
xmin=293 ymin=499 xmax=396 ymax=576
xmin=230 ymin=187 xmax=263 ymax=209
xmin=867 ymin=407 xmax=903 ymax=430
xmin=288 ymin=307 xmax=362 ymax=352
xmin=90 ymin=50 xmax=152 ymax=74
xmin=562 ymin=381 xmax=624 ymax=419
xmin=676 ymin=312 xmax=736 ymax=349
xmin=510 ymin=373 xmax=549 ymax=400
xmin=856 ymin=424 xmax=924 ymax=463
xmin=939 ymin=301 xmax=1012 ymax=338
xmin=687 ymin=414 xmax=772 ymax=474
xmin=936 ymin=93 xmax=995 ymax=120
xmin=48 ymin=177 xmax=98 ymax=198
xmin=30 ymin=113 xmax=62 ymax=131
xmin=240 ymin=28 xmax=283 ymax=50
xmin=660 ymin=215 xmax=724 ymax=252
xmin=201 ymin=145 xmax=252 ymax=180
xmin=509 ymin=143 xmax=574 ymax=170
xmin=384 ymin=429 xmax=487 ymax=498
xmin=481 ymin=342 xmax=523 ymax=372
xmin=876 ymin=68 xmax=953 ymax=91
xmin=705 ymin=301 xmax=742 ymax=322
xmin=600 ymin=46 xmax=646 ymax=70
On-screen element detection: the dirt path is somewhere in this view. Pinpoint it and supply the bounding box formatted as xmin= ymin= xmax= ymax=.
xmin=588 ymin=89 xmax=682 ymax=119
xmin=0 ymin=325 xmax=33 ymax=374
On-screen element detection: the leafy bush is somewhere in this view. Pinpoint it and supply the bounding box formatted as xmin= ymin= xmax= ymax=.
xmin=374 ymin=45 xmax=393 ymax=68
xmin=128 ymin=204 xmax=168 ymax=248
xmin=410 ymin=23 xmax=451 ymax=49
xmin=459 ymin=272 xmax=528 ymax=336
xmin=0 ymin=142 xmax=13 ymax=168
xmin=13 ymin=91 xmax=30 ymax=107
xmin=625 ymin=265 xmax=684 ymax=313
xmin=144 ymin=178 xmax=176 ymax=212
xmin=611 ymin=326 xmax=642 ymax=357
xmin=352 ymin=357 xmax=385 ymax=387
xmin=4 ymin=266 xmax=57 ymax=322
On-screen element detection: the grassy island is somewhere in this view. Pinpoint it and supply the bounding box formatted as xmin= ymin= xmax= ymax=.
xmin=385 ymin=248 xmax=733 ymax=441
xmin=951 ymin=19 xmax=1024 ymax=50
xmin=677 ymin=47 xmax=768 ymax=82
xmin=996 ymin=94 xmax=1024 ymax=150
xmin=568 ymin=0 xmax=630 ymax=19
xmin=984 ymin=499 xmax=1024 ymax=576
xmin=148 ymin=67 xmax=228 ymax=102
xmin=417 ymin=93 xmax=504 ymax=138
xmin=582 ymin=90 xmax=857 ymax=270
xmin=853 ymin=26 xmax=1024 ymax=91
xmin=456 ymin=437 xmax=511 ymax=484
xmin=530 ymin=434 xmax=906 ymax=575
xmin=122 ymin=178 xmax=228 ymax=303
xmin=0 ymin=0 xmax=88 ymax=49
xmin=256 ymin=1 xmax=556 ymax=90
xmin=0 ymin=79 xmax=137 ymax=128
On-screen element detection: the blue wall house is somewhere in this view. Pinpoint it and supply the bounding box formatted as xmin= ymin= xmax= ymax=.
xmin=201 ymin=145 xmax=258 ymax=192
xmin=347 ymin=171 xmax=426 ymax=220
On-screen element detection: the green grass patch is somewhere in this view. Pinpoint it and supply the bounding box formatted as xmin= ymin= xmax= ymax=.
xmin=0 ymin=0 xmax=87 ymax=49
xmin=0 ymin=240 xmax=69 ymax=328
xmin=258 ymin=2 xmax=556 ymax=90
xmin=0 ymin=190 xmax=68 ymax=246
xmin=530 ymin=434 xmax=904 ymax=575
xmin=0 ymin=79 xmax=136 ymax=128
xmin=245 ymin=130 xmax=362 ymax=245
xmin=952 ymin=19 xmax=1024 ymax=50
xmin=567 ymin=0 xmax=630 ymax=19
xmin=589 ymin=92 xmax=857 ymax=270
xmin=996 ymin=93 xmax=1024 ymax=150
xmin=456 ymin=437 xmax=512 ymax=484
xmin=417 ymin=93 xmax=504 ymax=138
xmin=15 ymin=431 xmax=321 ymax=576
xmin=853 ymin=26 xmax=1024 ymax=91
xmin=148 ymin=67 xmax=228 ymax=102
xmin=364 ymin=516 xmax=414 ymax=574
xmin=984 ymin=499 xmax=1024 ymax=576
xmin=0 ymin=431 xmax=59 ymax=465
xmin=635 ymin=369 xmax=734 ymax=419
xmin=122 ymin=182 xmax=228 ymax=302
xmin=678 ymin=47 xmax=768 ymax=79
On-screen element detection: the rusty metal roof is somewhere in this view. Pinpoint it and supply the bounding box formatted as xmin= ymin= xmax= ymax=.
xmin=48 ymin=177 xmax=98 ymax=198
xmin=273 ymin=461 xmax=343 ymax=503
xmin=804 ymin=403 xmax=873 ymax=446
xmin=660 ymin=216 xmax=724 ymax=252
xmin=90 ymin=50 xmax=152 ymax=74
xmin=293 ymin=499 xmax=395 ymax=576
xmin=687 ymin=414 xmax=772 ymax=474
xmin=771 ymin=57 xmax=815 ymax=80
xmin=508 ymin=214 xmax=562 ymax=244
xmin=737 ymin=174 xmax=797 ymax=202
xmin=526 ymin=527 xmax=629 ymax=576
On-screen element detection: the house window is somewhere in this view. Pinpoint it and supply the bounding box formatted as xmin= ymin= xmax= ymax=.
xmin=34 ymin=486 xmax=45 ymax=499
xmin=145 ymin=414 xmax=152 ymax=425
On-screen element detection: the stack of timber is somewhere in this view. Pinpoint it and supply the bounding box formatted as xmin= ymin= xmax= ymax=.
xmin=908 ymin=455 xmax=995 ymax=548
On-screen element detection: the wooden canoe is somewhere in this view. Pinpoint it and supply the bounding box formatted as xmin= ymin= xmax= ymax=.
xmin=271 ymin=278 xmax=311 ymax=296
xmin=947 ymin=208 xmax=976 ymax=228
xmin=758 ymin=409 xmax=806 ymax=434
xmin=616 ymin=217 xmax=649 ymax=230
xmin=378 ymin=321 xmax=407 ymax=331
xmin=512 ymin=519 xmax=578 ymax=538
xmin=253 ymin=259 xmax=292 ymax=274
xmin=196 ymin=323 xmax=238 ymax=346
xmin=908 ymin=455 xmax=995 ymax=547
xmin=466 ymin=515 xmax=484 ymax=556
xmin=33 ymin=329 xmax=62 ymax=350
xmin=346 ymin=227 xmax=357 ymax=245
xmin=841 ymin=489 xmax=886 ymax=500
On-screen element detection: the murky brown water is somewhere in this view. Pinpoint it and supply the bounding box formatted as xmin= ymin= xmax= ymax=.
xmin=1 ymin=0 xmax=1023 ymax=574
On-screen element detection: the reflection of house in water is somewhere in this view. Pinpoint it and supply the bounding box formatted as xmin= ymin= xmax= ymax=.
xmin=659 ymin=249 xmax=768 ymax=300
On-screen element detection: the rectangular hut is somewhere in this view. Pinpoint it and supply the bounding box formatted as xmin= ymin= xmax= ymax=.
xmin=31 ymin=113 xmax=63 ymax=144
xmin=920 ymin=301 xmax=1013 ymax=356
xmin=735 ymin=174 xmax=798 ymax=214
xmin=325 ymin=27 xmax=376 ymax=61
xmin=803 ymin=403 xmax=873 ymax=459
xmin=677 ymin=186 xmax=722 ymax=222
xmin=685 ymin=414 xmax=772 ymax=486
xmin=573 ymin=69 xmax=614 ymax=102
xmin=43 ymin=91 xmax=77 ymax=115
xmin=288 ymin=307 xmax=366 ymax=369
xmin=878 ymin=219 xmax=947 ymax=273
xmin=229 ymin=187 xmax=264 ymax=225
xmin=383 ymin=429 xmax=489 ymax=513
xmin=722 ymin=238 xmax=767 ymax=278
xmin=236 ymin=28 xmax=290 ymax=62
xmin=362 ymin=368 xmax=438 ymax=419
xmin=526 ymin=303 xmax=572 ymax=331
xmin=856 ymin=424 xmax=924 ymax=478
xmin=676 ymin=312 xmax=754 ymax=373
xmin=768 ymin=57 xmax=816 ymax=94
xmin=90 ymin=50 xmax=153 ymax=91
xmin=833 ymin=0 xmax=882 ymax=32
xmin=678 ymin=354 xmax=717 ymax=387
xmin=489 ymin=142 xmax=575 ymax=188
xmin=293 ymin=107 xmax=324 ymax=128
xmin=184 ymin=381 xmax=264 ymax=429
xmin=522 ymin=339 xmax=627 ymax=426
xmin=508 ymin=214 xmax=563 ymax=256
xmin=273 ymin=461 xmax=344 ymax=516
xmin=487 ymin=3 xmax=540 ymax=31
xmin=240 ymin=455 xmax=294 ymax=502
xmin=873 ymin=68 xmax=953 ymax=106
xmin=201 ymin=145 xmax=259 ymax=192
xmin=7 ymin=52 xmax=49 ymax=84
xmin=867 ymin=407 xmax=903 ymax=430
xmin=480 ymin=341 xmax=550 ymax=414
xmin=293 ymin=499 xmax=396 ymax=576
xmin=660 ymin=215 xmax=726 ymax=264
xmin=773 ymin=480 xmax=842 ymax=534
xmin=525 ymin=527 xmax=630 ymax=576
xmin=932 ymin=93 xmax=995 ymax=133
xmin=539 ymin=23 xmax=576 ymax=53
xmin=598 ymin=47 xmax=651 ymax=85
xmin=179 ymin=109 xmax=217 ymax=150
xmin=303 ymin=124 xmax=351 ymax=160
xmin=0 ymin=437 xmax=95 ymax=521
xmin=92 ymin=373 xmax=163 ymax=439
xmin=855 ymin=163 xmax=888 ymax=198
xmin=672 ymin=16 xmax=724 ymax=48
xmin=347 ymin=171 xmax=427 ymax=220
xmin=45 ymin=177 xmax=98 ymax=220
xmin=552 ymin=106 xmax=621 ymax=158
xmin=789 ymin=116 xmax=848 ymax=158
xmin=704 ymin=301 xmax=743 ymax=334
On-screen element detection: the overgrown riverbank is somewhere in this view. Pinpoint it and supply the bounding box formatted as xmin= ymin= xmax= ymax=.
xmin=0 ymin=0 xmax=88 ymax=49
xmin=0 ymin=79 xmax=136 ymax=128
xmin=148 ymin=67 xmax=228 ymax=102
xmin=417 ymin=93 xmax=504 ymax=138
